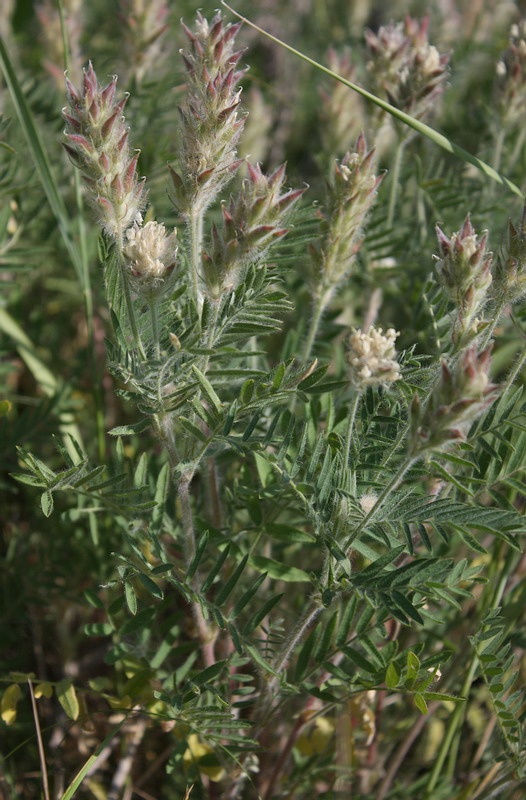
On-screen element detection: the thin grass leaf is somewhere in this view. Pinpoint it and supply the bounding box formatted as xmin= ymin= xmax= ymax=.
xmin=0 ymin=38 xmax=85 ymax=276
xmin=59 ymin=716 xmax=130 ymax=800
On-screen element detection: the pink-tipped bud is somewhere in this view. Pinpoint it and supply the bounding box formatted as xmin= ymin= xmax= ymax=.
xmin=409 ymin=346 xmax=499 ymax=455
xmin=434 ymin=215 xmax=492 ymax=346
xmin=63 ymin=63 xmax=146 ymax=239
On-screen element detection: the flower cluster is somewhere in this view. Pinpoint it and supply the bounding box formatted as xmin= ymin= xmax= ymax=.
xmin=409 ymin=347 xmax=499 ymax=455
xmin=435 ymin=215 xmax=492 ymax=346
xmin=492 ymin=205 xmax=526 ymax=307
xmin=169 ymin=11 xmax=247 ymax=215
xmin=37 ymin=0 xmax=84 ymax=88
xmin=365 ymin=16 xmax=449 ymax=122
xmin=119 ymin=0 xmax=170 ymax=86
xmin=495 ymin=20 xmax=526 ymax=128
xmin=123 ymin=218 xmax=177 ymax=296
xmin=203 ymin=162 xmax=305 ymax=297
xmin=63 ymin=63 xmax=146 ymax=238
xmin=311 ymin=134 xmax=382 ymax=299
xmin=346 ymin=326 xmax=401 ymax=390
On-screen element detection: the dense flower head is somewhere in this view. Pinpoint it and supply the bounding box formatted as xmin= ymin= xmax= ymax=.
xmin=492 ymin=206 xmax=526 ymax=305
xmin=123 ymin=218 xmax=177 ymax=294
xmin=495 ymin=20 xmax=526 ymax=126
xmin=169 ymin=11 xmax=247 ymax=215
xmin=409 ymin=347 xmax=499 ymax=455
xmin=311 ymin=134 xmax=382 ymax=296
xmin=63 ymin=62 xmax=146 ymax=237
xmin=435 ymin=215 xmax=492 ymax=345
xmin=202 ymin=161 xmax=305 ymax=298
xmin=365 ymin=16 xmax=449 ymax=122
xmin=346 ymin=326 xmax=401 ymax=390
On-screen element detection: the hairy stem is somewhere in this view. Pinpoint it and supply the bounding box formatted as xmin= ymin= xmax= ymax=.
xmin=114 ymin=228 xmax=146 ymax=359
xmin=343 ymin=455 xmax=418 ymax=553
xmin=273 ymin=602 xmax=324 ymax=675
xmin=480 ymin=299 xmax=507 ymax=351
xmin=189 ymin=204 xmax=205 ymax=310
xmin=503 ymin=341 xmax=526 ymax=391
xmin=387 ymin=139 xmax=405 ymax=229
xmin=302 ymin=286 xmax=332 ymax=363
xmin=149 ymin=297 xmax=161 ymax=360
xmin=492 ymin=126 xmax=506 ymax=177
xmin=178 ymin=472 xmax=197 ymax=570
xmin=178 ymin=471 xmax=217 ymax=667
xmin=343 ymin=391 xmax=361 ymax=468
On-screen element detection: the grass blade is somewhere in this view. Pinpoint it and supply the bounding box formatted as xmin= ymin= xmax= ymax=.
xmin=0 ymin=36 xmax=84 ymax=279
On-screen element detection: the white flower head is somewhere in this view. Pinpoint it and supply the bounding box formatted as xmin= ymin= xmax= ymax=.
xmin=347 ymin=326 xmax=401 ymax=390
xmin=359 ymin=492 xmax=378 ymax=515
xmin=123 ymin=219 xmax=177 ymax=293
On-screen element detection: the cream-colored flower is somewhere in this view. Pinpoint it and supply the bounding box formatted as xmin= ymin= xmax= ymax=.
xmin=347 ymin=327 xmax=401 ymax=389
xmin=123 ymin=219 xmax=177 ymax=291
xmin=359 ymin=492 xmax=378 ymax=515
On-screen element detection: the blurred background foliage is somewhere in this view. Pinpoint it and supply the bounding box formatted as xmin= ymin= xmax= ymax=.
xmin=2 ymin=1 xmax=526 ymax=798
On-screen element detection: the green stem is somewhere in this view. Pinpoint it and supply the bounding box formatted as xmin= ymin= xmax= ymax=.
xmin=425 ymin=657 xmax=479 ymax=797
xmin=247 ymin=597 xmax=325 ymax=751
xmin=189 ymin=205 xmax=204 ymax=310
xmin=114 ymin=229 xmax=146 ymax=359
xmin=149 ymin=297 xmax=161 ymax=360
xmin=273 ymin=603 xmax=324 ymax=675
xmin=343 ymin=392 xmax=361 ymax=468
xmin=503 ymin=343 xmax=526 ymax=391
xmin=387 ymin=140 xmax=405 ymax=229
xmin=301 ymin=286 xmax=332 ymax=363
xmin=28 ymin=679 xmax=50 ymax=800
xmin=480 ymin=299 xmax=507 ymax=351
xmin=492 ymin=127 xmax=506 ymax=177
xmin=200 ymin=296 xmax=222 ymax=374
xmin=343 ymin=455 xmax=418 ymax=553
xmin=178 ymin=469 xmax=216 ymax=668
xmin=178 ymin=472 xmax=196 ymax=568
xmin=123 ymin=265 xmax=146 ymax=359
xmin=425 ymin=550 xmax=511 ymax=796
xmin=508 ymin=126 xmax=526 ymax=174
